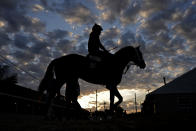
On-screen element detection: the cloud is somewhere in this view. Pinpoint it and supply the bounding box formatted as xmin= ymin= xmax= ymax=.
xmin=41 ymin=1 xmax=96 ymax=25
xmin=24 ymin=17 xmax=46 ymax=33
xmin=0 ymin=0 xmax=46 ymax=33
xmin=30 ymin=41 xmax=49 ymax=55
xmin=120 ymin=30 xmax=136 ymax=46
xmin=47 ymin=29 xmax=71 ymax=40
xmin=140 ymin=14 xmax=169 ymax=37
xmin=14 ymin=34 xmax=30 ymax=49
xmin=173 ymin=6 xmax=196 ymax=42
xmin=101 ymin=27 xmax=121 ymax=41
xmin=0 ymin=31 xmax=11 ymax=46
xmin=56 ymin=39 xmax=75 ymax=53
xmin=73 ymin=41 xmax=88 ymax=55
xmin=12 ymin=50 xmax=34 ymax=62
xmin=95 ymin=0 xmax=131 ymax=23
xmin=63 ymin=4 xmax=95 ymax=25
xmin=40 ymin=0 xmax=48 ymax=7
xmin=120 ymin=1 xmax=141 ymax=25
xmin=32 ymin=4 xmax=45 ymax=12
xmin=140 ymin=0 xmax=171 ymax=17
xmin=0 ymin=0 xmax=18 ymax=10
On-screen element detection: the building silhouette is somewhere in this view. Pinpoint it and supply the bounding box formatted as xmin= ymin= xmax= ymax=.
xmin=142 ymin=68 xmax=196 ymax=117
xmin=0 ymin=82 xmax=90 ymax=119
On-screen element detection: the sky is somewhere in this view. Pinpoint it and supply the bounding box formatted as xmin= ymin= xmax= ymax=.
xmin=0 ymin=0 xmax=196 ymax=112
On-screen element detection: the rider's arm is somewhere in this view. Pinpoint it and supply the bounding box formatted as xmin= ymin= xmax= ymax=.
xmin=98 ymin=39 xmax=108 ymax=52
xmin=100 ymin=44 xmax=108 ymax=52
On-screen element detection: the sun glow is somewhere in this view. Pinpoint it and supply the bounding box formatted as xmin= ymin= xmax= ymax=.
xmin=0 ymin=21 xmax=5 ymax=27
xmin=78 ymin=88 xmax=147 ymax=112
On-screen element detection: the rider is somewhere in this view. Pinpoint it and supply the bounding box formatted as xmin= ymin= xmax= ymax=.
xmin=88 ymin=23 xmax=109 ymax=59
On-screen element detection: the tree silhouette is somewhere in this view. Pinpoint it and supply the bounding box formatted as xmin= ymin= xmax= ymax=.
xmin=0 ymin=65 xmax=17 ymax=85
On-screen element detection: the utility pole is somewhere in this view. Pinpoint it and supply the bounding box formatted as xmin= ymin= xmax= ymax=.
xmin=135 ymin=93 xmax=137 ymax=113
xmin=103 ymin=101 xmax=106 ymax=111
xmin=147 ymin=89 xmax=150 ymax=94
xmin=96 ymin=90 xmax=97 ymax=111
xmin=140 ymin=101 xmax=142 ymax=112
xmin=163 ymin=77 xmax=166 ymax=85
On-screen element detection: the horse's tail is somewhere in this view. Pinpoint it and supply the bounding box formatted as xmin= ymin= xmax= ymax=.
xmin=38 ymin=60 xmax=55 ymax=93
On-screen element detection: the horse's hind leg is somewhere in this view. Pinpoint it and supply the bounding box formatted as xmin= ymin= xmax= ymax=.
xmin=65 ymin=79 xmax=81 ymax=109
xmin=45 ymin=79 xmax=64 ymax=119
xmin=71 ymin=80 xmax=81 ymax=109
xmin=44 ymin=87 xmax=56 ymax=119
xmin=55 ymin=79 xmax=65 ymax=98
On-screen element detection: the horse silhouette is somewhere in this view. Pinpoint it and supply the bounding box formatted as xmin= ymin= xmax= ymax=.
xmin=38 ymin=46 xmax=146 ymax=115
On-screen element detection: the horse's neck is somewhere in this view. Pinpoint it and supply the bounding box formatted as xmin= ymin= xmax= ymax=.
xmin=114 ymin=47 xmax=134 ymax=72
xmin=117 ymin=57 xmax=131 ymax=73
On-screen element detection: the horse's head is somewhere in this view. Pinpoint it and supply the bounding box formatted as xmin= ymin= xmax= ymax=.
xmin=132 ymin=46 xmax=146 ymax=69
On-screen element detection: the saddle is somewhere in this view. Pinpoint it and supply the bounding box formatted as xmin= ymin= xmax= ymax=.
xmin=87 ymin=54 xmax=102 ymax=69
xmin=88 ymin=55 xmax=102 ymax=62
xmin=86 ymin=52 xmax=112 ymax=69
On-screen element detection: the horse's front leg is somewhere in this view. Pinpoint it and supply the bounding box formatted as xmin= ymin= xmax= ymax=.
xmin=113 ymin=86 xmax=123 ymax=107
xmin=108 ymin=85 xmax=123 ymax=111
xmin=109 ymin=87 xmax=115 ymax=111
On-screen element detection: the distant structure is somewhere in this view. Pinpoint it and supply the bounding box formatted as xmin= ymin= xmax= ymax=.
xmin=0 ymin=82 xmax=66 ymax=115
xmin=96 ymin=90 xmax=97 ymax=111
xmin=134 ymin=93 xmax=137 ymax=113
xmin=0 ymin=82 xmax=90 ymax=119
xmin=142 ymin=68 xmax=196 ymax=116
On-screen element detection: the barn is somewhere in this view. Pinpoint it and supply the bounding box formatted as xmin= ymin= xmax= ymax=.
xmin=142 ymin=68 xmax=196 ymax=116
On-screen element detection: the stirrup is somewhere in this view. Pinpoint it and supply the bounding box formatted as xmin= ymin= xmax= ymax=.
xmin=89 ymin=62 xmax=97 ymax=69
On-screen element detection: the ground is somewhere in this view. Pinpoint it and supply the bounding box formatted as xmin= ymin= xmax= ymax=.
xmin=0 ymin=113 xmax=134 ymax=131
xmin=0 ymin=113 xmax=195 ymax=131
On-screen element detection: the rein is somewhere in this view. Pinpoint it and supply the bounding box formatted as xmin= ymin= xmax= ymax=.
xmin=123 ymin=62 xmax=135 ymax=74
xmin=123 ymin=47 xmax=140 ymax=74
xmin=108 ymin=46 xmax=118 ymax=52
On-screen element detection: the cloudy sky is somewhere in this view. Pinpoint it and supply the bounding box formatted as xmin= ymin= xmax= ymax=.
xmin=0 ymin=0 xmax=196 ymax=112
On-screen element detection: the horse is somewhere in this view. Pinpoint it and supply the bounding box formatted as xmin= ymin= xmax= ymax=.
xmin=38 ymin=45 xmax=146 ymax=114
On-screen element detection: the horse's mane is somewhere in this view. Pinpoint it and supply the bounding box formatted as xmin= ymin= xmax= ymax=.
xmin=114 ymin=46 xmax=135 ymax=57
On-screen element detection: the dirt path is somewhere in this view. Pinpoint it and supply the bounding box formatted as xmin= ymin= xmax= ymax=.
xmin=0 ymin=113 xmax=135 ymax=131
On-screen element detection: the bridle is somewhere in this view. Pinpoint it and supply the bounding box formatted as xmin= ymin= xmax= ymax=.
xmin=123 ymin=47 xmax=141 ymax=74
